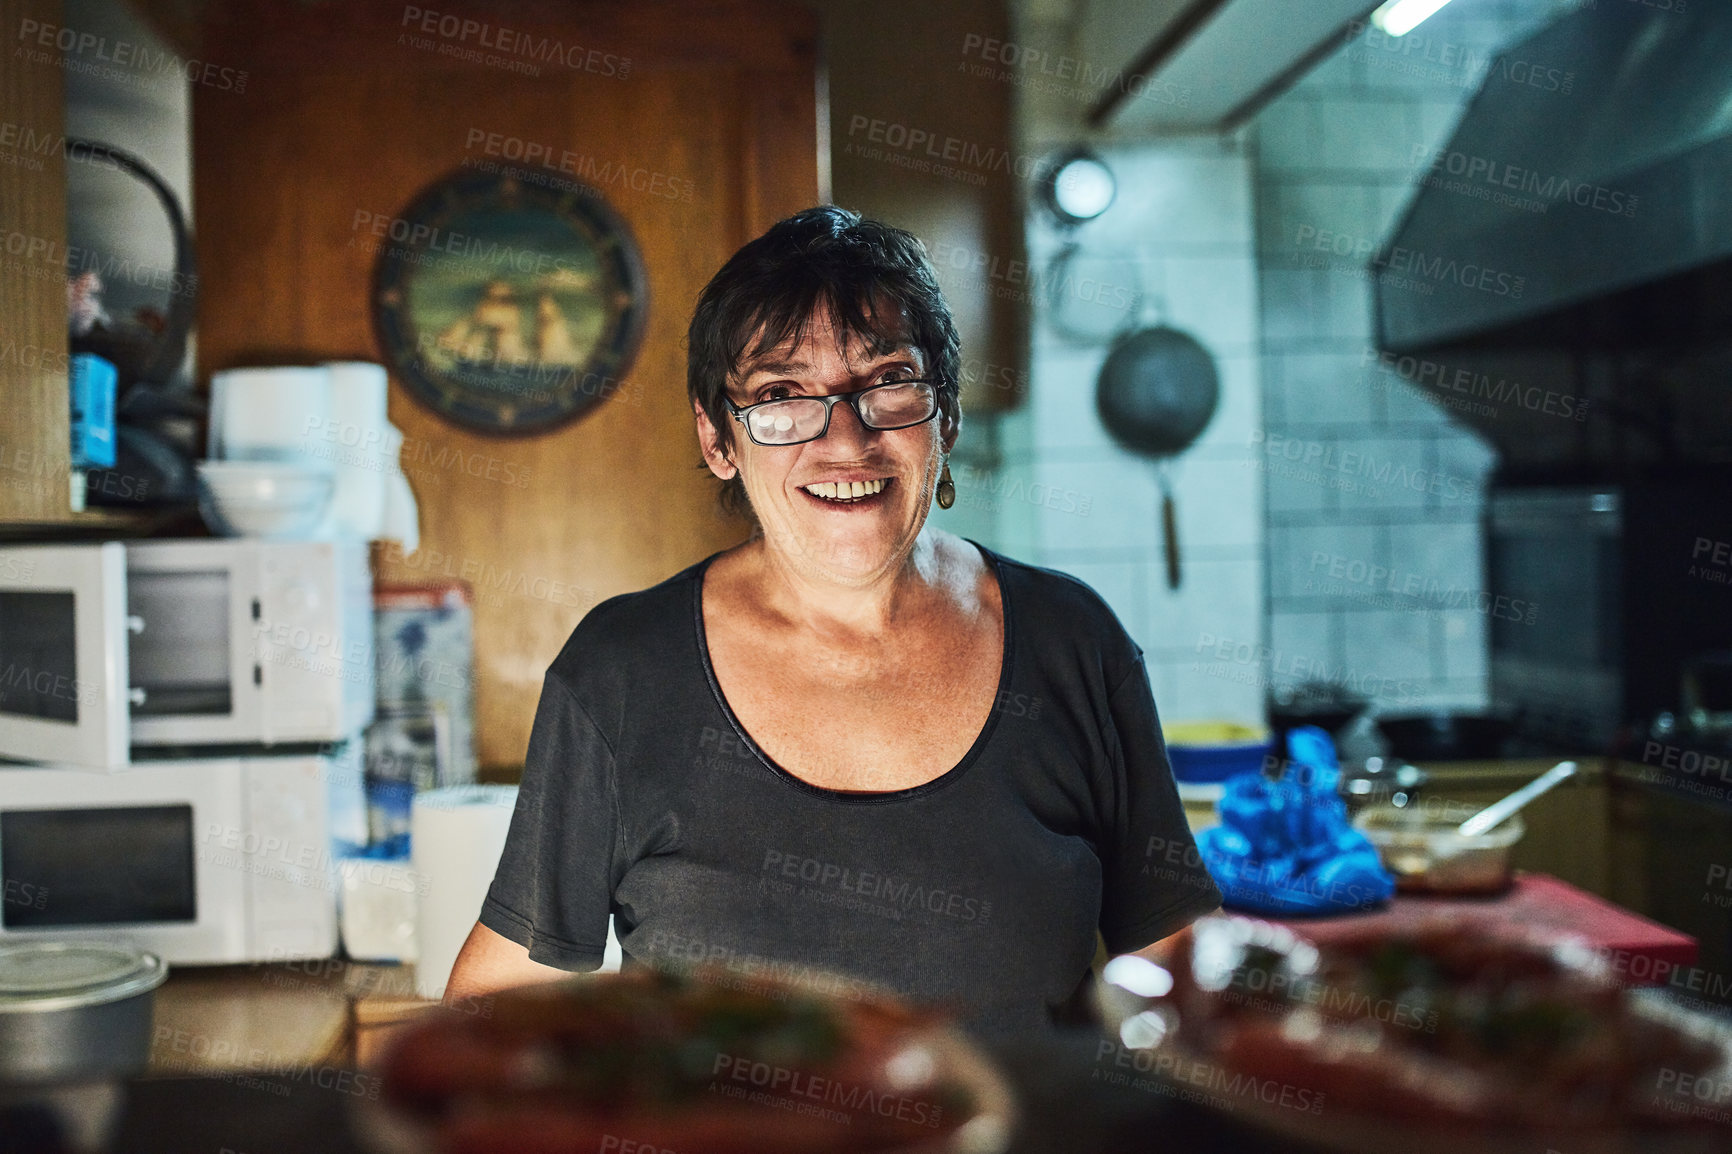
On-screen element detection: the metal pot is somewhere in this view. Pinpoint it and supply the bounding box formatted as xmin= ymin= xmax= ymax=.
xmin=64 ymin=139 xmax=197 ymax=394
xmin=1375 ymin=710 xmax=1518 ymax=761
xmin=1267 ymin=682 xmax=1370 ymax=749
xmin=0 ymin=941 xmax=167 ymax=1085
xmin=1338 ymin=758 xmax=1430 ymax=814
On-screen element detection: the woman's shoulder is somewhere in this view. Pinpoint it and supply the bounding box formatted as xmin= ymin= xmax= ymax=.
xmin=542 ymin=554 xmax=711 ymax=699
xmin=974 ymin=542 xmax=1145 ymax=672
xmin=974 ymin=542 xmax=1128 ymax=627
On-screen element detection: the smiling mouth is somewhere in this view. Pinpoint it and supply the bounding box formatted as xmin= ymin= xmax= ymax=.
xmin=801 ymin=477 xmax=890 ymax=505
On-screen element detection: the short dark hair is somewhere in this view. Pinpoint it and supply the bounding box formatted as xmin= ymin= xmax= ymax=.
xmin=686 ymin=205 xmax=961 ymax=517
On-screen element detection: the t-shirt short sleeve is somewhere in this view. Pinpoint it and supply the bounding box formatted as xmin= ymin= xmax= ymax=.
xmin=479 ymin=673 xmax=619 ymax=970
xmin=1096 ymin=654 xmax=1223 ymax=955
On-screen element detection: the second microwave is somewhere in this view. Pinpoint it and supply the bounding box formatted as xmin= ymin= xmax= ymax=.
xmin=0 ymin=538 xmax=375 ymax=770
xmin=0 ymin=748 xmax=365 ymax=963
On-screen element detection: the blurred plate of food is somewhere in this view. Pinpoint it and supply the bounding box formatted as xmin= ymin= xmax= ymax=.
xmin=358 ymin=964 xmax=1015 ymax=1154
xmin=1094 ymin=915 xmax=1732 ymax=1154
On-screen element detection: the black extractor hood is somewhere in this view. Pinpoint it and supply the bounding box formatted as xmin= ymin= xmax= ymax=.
xmin=1373 ymin=2 xmax=1732 ymax=475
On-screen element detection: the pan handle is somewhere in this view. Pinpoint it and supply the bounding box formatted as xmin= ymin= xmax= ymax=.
xmin=1161 ymin=480 xmax=1180 ymax=589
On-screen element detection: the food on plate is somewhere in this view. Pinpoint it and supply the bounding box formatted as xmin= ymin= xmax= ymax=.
xmin=1141 ymin=916 xmax=1729 ymax=1131
xmin=369 ymin=965 xmax=1006 ymax=1154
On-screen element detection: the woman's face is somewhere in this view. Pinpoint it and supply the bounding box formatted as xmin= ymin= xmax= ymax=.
xmin=695 ymin=310 xmax=955 ymax=585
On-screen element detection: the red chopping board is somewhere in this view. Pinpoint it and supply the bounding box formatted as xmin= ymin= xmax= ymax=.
xmin=1265 ymin=873 xmax=1698 ymax=986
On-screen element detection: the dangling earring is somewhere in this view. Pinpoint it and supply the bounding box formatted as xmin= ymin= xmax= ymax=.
xmin=936 ymin=460 xmax=955 ymax=509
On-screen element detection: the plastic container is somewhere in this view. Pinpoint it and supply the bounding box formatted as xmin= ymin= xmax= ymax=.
xmin=1163 ymin=721 xmax=1273 ymax=783
xmin=0 ymin=941 xmax=167 ymax=1084
xmin=1354 ymin=804 xmax=1525 ymax=894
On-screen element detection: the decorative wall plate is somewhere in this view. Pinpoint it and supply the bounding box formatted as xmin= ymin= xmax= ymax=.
xmin=371 ymin=166 xmax=648 ymax=436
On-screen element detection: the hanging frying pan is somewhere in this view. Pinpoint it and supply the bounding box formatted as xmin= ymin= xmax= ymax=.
xmin=64 ymin=138 xmax=197 ymax=393
xmin=1095 ymin=324 xmax=1220 ymax=589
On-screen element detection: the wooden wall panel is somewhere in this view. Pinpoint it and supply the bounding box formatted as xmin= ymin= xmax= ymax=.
xmin=0 ymin=0 xmax=72 ymax=521
xmin=191 ymin=0 xmax=818 ymax=767
xmin=813 ymin=0 xmax=1027 ymax=415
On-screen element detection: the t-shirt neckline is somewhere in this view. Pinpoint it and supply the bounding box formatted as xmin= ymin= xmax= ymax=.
xmin=692 ymin=538 xmax=1015 ymax=804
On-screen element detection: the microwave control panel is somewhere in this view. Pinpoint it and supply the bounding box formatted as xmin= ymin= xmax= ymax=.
xmin=242 ymin=756 xmax=342 ymax=959
xmin=253 ymin=540 xmax=376 ymax=742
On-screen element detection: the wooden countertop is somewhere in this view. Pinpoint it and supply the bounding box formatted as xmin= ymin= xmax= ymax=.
xmin=147 ymin=961 xmax=434 ymax=1077
xmin=1410 ymin=754 xmax=1607 ymax=785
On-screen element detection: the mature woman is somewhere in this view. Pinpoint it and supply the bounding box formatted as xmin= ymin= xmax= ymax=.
xmin=446 ymin=206 xmax=1221 ymax=1034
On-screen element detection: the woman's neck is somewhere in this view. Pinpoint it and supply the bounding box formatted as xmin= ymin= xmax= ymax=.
xmin=735 ymin=528 xmax=958 ymax=639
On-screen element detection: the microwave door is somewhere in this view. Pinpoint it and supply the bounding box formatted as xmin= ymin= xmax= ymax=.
xmin=0 ymin=543 xmax=131 ymax=770
xmin=0 ymin=759 xmax=251 ymax=963
xmin=125 ymin=541 xmax=261 ymax=746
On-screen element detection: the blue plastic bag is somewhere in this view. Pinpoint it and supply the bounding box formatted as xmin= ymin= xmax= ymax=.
xmin=1195 ymin=725 xmax=1395 ymax=915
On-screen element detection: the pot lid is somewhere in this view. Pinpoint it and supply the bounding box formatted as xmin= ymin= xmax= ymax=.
xmin=0 ymin=941 xmax=167 ymax=1012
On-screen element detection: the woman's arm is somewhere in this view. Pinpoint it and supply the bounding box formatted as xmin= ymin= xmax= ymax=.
xmin=450 ymin=671 xmax=619 ymax=1008
xmin=1097 ymin=654 xmax=1224 ymax=954
xmin=1125 ymin=923 xmax=1194 ymax=968
xmin=443 ymin=921 xmax=571 ymax=1006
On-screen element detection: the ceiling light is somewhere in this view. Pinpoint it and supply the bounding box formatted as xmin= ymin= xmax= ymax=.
xmin=1041 ymin=149 xmax=1115 ymax=226
xmin=1370 ymin=0 xmax=1457 ymax=37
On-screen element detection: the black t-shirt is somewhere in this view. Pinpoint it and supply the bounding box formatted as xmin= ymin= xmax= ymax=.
xmin=480 ymin=540 xmax=1222 ymax=1037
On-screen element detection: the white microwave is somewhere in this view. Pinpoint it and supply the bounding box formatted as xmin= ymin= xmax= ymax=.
xmin=0 ymin=539 xmax=374 ymax=770
xmin=0 ymin=749 xmax=366 ymax=963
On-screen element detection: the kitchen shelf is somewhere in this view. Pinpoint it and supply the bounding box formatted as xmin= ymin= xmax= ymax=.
xmin=0 ymin=506 xmax=191 ymax=539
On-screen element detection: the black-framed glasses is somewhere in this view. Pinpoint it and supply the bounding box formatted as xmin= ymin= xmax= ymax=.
xmin=724 ymin=379 xmax=940 ymax=447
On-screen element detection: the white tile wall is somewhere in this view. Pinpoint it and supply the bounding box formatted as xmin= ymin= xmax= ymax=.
xmin=1147 ymin=554 xmax=1261 ymax=659
xmin=1268 ymin=611 xmax=1338 ymax=695
xmin=1264 ymin=457 xmax=1333 ymax=515
xmin=1109 ymin=151 xmax=1254 ymax=248
xmin=1270 ymin=522 xmax=1381 ymax=602
xmin=1386 ymin=521 xmax=1481 ymax=595
xmin=1247 ymin=0 xmax=1567 ymax=712
xmin=1434 ymin=433 xmax=1497 ymax=503
xmin=1036 ymin=456 xmax=1158 ymax=554
xmin=1015 ymin=139 xmax=1265 ymax=726
xmin=1259 ymin=269 xmax=1326 ymax=343
xmin=1317 ymin=99 xmax=1424 ymax=171
xmin=975 ymin=0 xmax=1578 ymax=726
xmin=1314 ymin=269 xmax=1376 ymax=341
xmin=1343 ymin=609 xmax=1434 ymax=698
xmin=1439 ymin=609 xmax=1490 ymax=693
xmin=1255 ymin=100 xmax=1321 ymax=172
xmin=1332 ymin=437 xmax=1435 ymax=512
xmin=1025 ymin=347 xmax=1118 ymax=455
xmin=1160 ymin=257 xmax=1260 ymax=353
xmin=1193 ymin=353 xmax=1263 ymax=453
xmin=1278 ymin=182 xmax=1380 ymax=256
xmin=1168 ymin=458 xmax=1261 ymax=551
xmin=1276 ymin=350 xmax=1380 ymax=425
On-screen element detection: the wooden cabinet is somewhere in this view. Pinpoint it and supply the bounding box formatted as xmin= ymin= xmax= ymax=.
xmin=0 ymin=0 xmax=165 ymax=535
xmin=1608 ymin=761 xmax=1732 ymax=992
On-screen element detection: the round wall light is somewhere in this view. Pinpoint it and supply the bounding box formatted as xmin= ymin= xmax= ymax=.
xmin=1041 ymin=148 xmax=1116 ymax=226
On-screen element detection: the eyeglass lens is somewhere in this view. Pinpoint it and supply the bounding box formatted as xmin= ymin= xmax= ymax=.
xmin=745 ymin=383 xmax=934 ymax=445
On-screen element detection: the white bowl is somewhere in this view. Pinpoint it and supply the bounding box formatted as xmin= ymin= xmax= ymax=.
xmin=196 ymin=460 xmax=334 ymax=539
